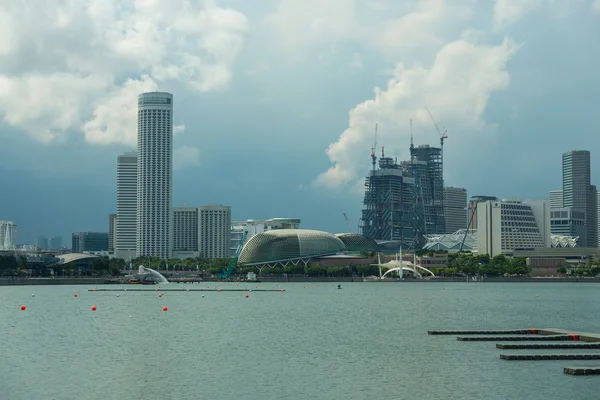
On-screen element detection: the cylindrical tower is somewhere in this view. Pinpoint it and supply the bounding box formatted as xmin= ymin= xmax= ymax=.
xmin=136 ymin=92 xmax=173 ymax=259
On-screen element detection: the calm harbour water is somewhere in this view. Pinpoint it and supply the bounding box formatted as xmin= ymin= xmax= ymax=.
xmin=2 ymin=281 xmax=600 ymax=400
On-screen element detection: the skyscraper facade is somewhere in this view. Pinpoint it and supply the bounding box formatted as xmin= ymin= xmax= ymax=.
xmin=115 ymin=152 xmax=137 ymax=261
xmin=0 ymin=221 xmax=16 ymax=250
xmin=562 ymin=150 xmax=596 ymax=247
xmin=443 ymin=187 xmax=467 ymax=233
xmin=198 ymin=204 xmax=231 ymax=259
xmin=108 ymin=213 xmax=116 ymax=252
xmin=136 ymin=92 xmax=173 ymax=259
xmin=549 ymin=190 xmax=563 ymax=209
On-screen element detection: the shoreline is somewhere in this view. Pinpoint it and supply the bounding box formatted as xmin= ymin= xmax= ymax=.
xmin=1 ymin=276 xmax=599 ymax=286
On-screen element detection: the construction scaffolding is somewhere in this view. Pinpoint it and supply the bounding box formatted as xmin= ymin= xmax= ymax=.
xmin=409 ymin=145 xmax=445 ymax=235
xmin=361 ymin=156 xmax=423 ymax=249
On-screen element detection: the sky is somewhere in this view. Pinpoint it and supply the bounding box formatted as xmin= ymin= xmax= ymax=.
xmin=1 ymin=0 xmax=600 ymax=244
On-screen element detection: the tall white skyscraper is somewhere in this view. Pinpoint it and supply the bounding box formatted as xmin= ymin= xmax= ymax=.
xmin=136 ymin=92 xmax=173 ymax=259
xmin=199 ymin=204 xmax=231 ymax=259
xmin=115 ymin=152 xmax=137 ymax=260
xmin=0 ymin=221 xmax=17 ymax=250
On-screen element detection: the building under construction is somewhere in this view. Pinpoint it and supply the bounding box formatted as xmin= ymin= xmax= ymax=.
xmin=361 ymin=144 xmax=445 ymax=249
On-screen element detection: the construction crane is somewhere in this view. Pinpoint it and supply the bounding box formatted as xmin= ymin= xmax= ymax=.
xmin=371 ymin=123 xmax=378 ymax=171
xmin=425 ymin=106 xmax=448 ymax=161
xmin=343 ymin=213 xmax=352 ymax=233
xmin=220 ymin=230 xmax=247 ymax=279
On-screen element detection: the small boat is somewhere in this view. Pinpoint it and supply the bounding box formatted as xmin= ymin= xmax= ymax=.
xmin=337 ymin=284 xmax=342 ymax=289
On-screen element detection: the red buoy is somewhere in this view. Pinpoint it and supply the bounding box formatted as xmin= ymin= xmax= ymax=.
xmin=245 ymin=294 xmax=249 ymax=298
xmin=20 ymin=305 xmax=26 ymax=311
xmin=74 ymin=294 xmax=78 ymax=298
xmin=91 ymin=305 xmax=97 ymax=311
xmin=162 ymin=306 xmax=168 ymax=312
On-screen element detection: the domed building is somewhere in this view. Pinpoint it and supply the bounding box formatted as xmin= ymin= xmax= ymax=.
xmin=335 ymin=233 xmax=379 ymax=253
xmin=238 ymin=229 xmax=346 ymax=266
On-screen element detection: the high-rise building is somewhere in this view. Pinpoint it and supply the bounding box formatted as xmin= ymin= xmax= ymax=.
xmin=561 ymin=150 xmax=596 ymax=247
xmin=410 ymin=145 xmax=445 ymax=235
xmin=0 ymin=221 xmax=17 ymax=250
xmin=136 ymin=92 xmax=173 ymax=259
xmin=198 ymin=205 xmax=231 ymax=259
xmin=549 ymin=190 xmax=563 ymax=209
xmin=49 ymin=236 xmax=62 ymax=249
xmin=36 ymin=236 xmax=49 ymax=249
xmin=467 ymin=195 xmax=497 ymax=231
xmin=173 ymin=207 xmax=198 ymax=252
xmin=477 ymin=199 xmax=550 ymax=257
xmin=361 ymin=154 xmax=420 ymax=248
xmin=72 ymin=232 xmax=109 ymax=253
xmin=108 ymin=214 xmax=116 ymax=252
xmin=443 ymin=187 xmax=467 ymax=233
xmin=597 ymin=191 xmax=600 ymax=248
xmin=115 ymin=152 xmax=137 ymax=261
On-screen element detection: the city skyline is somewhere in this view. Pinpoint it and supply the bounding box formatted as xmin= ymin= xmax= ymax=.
xmin=1 ymin=1 xmax=600 ymax=244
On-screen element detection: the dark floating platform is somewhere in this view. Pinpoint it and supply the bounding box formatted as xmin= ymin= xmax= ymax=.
xmin=497 ymin=343 xmax=600 ymax=350
xmin=88 ymin=288 xmax=285 ymax=292
xmin=564 ymin=367 xmax=600 ymax=375
xmin=428 ymin=329 xmax=536 ymax=335
xmin=501 ymin=354 xmax=600 ymax=361
xmin=457 ymin=335 xmax=574 ymax=342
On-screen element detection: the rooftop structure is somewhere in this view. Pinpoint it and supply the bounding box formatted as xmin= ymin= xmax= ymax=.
xmin=423 ymin=229 xmax=476 ymax=253
xmin=231 ymin=218 xmax=301 ymax=254
xmin=550 ymin=234 xmax=578 ymax=248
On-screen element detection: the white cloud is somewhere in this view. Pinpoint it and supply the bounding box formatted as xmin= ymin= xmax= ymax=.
xmin=493 ymin=0 xmax=543 ymax=28
xmin=593 ymin=0 xmax=600 ymax=12
xmin=174 ymin=146 xmax=201 ymax=170
xmin=315 ymin=38 xmax=519 ymax=189
xmin=0 ymin=0 xmax=247 ymax=145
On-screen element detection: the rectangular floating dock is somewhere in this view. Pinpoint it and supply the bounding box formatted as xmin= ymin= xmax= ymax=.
xmin=564 ymin=367 xmax=600 ymax=375
xmin=501 ymin=354 xmax=600 ymax=361
xmin=88 ymin=288 xmax=284 ymax=292
xmin=428 ymin=329 xmax=537 ymax=335
xmin=497 ymin=343 xmax=600 ymax=350
xmin=457 ymin=335 xmax=575 ymax=342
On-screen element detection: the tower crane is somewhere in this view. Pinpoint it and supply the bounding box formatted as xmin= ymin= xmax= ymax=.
xmin=371 ymin=123 xmax=378 ymax=171
xmin=425 ymin=106 xmax=448 ymax=160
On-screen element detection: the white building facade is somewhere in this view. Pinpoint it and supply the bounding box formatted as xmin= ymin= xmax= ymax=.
xmin=198 ymin=205 xmax=231 ymax=259
xmin=0 ymin=221 xmax=17 ymax=250
xmin=115 ymin=152 xmax=137 ymax=261
xmin=477 ymin=199 xmax=551 ymax=257
xmin=136 ymin=92 xmax=173 ymax=259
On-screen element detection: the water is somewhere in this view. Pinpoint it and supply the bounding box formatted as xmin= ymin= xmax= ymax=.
xmin=2 ymin=282 xmax=600 ymax=399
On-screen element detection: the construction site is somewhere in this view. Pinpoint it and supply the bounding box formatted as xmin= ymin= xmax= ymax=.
xmin=361 ymin=113 xmax=447 ymax=250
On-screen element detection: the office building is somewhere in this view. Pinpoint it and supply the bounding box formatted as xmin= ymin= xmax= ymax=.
xmin=561 ymin=150 xmax=597 ymax=247
xmin=549 ymin=190 xmax=563 ymax=209
xmin=550 ymin=208 xmax=586 ymax=246
xmin=108 ymin=214 xmax=116 ymax=252
xmin=477 ymin=199 xmax=550 ymax=257
xmin=231 ymin=218 xmax=301 ymax=254
xmin=136 ymin=92 xmax=173 ymax=259
xmin=36 ymin=236 xmax=62 ymax=249
xmin=443 ymin=187 xmax=467 ymax=233
xmin=115 ymin=152 xmax=137 ymax=261
xmin=72 ymin=232 xmax=109 ymax=253
xmin=173 ymin=207 xmax=199 ymax=259
xmin=198 ymin=205 xmax=231 ymax=259
xmin=0 ymin=221 xmax=17 ymax=250
xmin=50 ymin=237 xmax=62 ymax=249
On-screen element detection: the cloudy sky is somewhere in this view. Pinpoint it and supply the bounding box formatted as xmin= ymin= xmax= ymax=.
xmin=1 ymin=0 xmax=599 ymax=244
